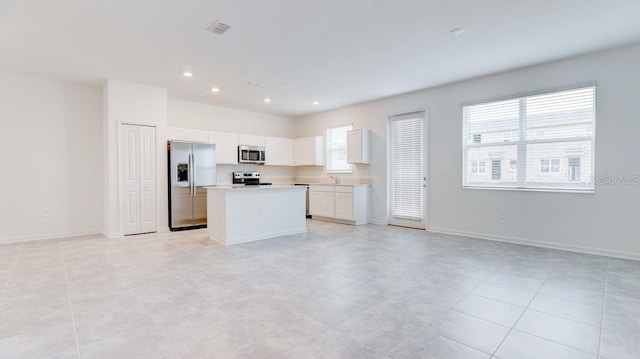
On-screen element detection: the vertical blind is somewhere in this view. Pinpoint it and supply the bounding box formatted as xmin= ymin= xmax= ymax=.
xmin=463 ymin=86 xmax=595 ymax=191
xmin=326 ymin=125 xmax=352 ymax=172
xmin=391 ymin=113 xmax=423 ymax=220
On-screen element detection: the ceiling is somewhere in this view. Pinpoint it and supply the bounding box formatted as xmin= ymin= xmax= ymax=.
xmin=1 ymin=0 xmax=640 ymax=118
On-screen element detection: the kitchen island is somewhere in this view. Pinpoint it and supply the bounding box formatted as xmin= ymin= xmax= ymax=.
xmin=205 ymin=185 xmax=307 ymax=245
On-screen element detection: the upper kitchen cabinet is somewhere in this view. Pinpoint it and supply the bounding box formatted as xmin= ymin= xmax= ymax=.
xmin=347 ymin=129 xmax=371 ymax=164
xmin=265 ymin=137 xmax=293 ymax=166
xmin=166 ymin=127 xmax=208 ymax=143
xmin=208 ymin=132 xmax=238 ymax=165
xmin=294 ymin=136 xmax=324 ymax=166
xmin=166 ymin=127 xmax=187 ymax=141
xmin=238 ymin=134 xmax=266 ymax=147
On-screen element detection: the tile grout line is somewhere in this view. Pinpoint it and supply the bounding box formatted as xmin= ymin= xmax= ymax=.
xmin=60 ymin=240 xmax=83 ymax=359
xmin=489 ymin=275 xmax=550 ymax=358
xmin=0 ymin=242 xmax=23 ymax=300
xmin=132 ymin=292 xmax=185 ymax=359
xmin=98 ymin=234 xmax=185 ymax=358
xmin=597 ymin=261 xmax=610 ymax=358
xmin=386 ymin=268 xmax=501 ymax=356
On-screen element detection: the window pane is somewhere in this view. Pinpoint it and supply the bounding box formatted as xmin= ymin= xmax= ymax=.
xmin=467 ymin=99 xmax=519 ymax=144
xmin=526 ymin=141 xmax=593 ymax=189
xmin=326 ymin=125 xmax=352 ymax=172
xmin=465 ymin=145 xmax=518 ymax=187
xmin=525 ymin=87 xmax=595 ymax=140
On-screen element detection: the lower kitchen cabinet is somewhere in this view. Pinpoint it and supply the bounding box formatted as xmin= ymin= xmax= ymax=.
xmin=309 ymin=184 xmax=368 ymax=225
xmin=309 ymin=185 xmax=335 ymax=218
xmin=334 ymin=187 xmax=354 ymax=220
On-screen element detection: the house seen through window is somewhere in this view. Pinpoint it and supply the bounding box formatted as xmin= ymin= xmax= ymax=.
xmin=463 ymin=86 xmax=595 ymax=191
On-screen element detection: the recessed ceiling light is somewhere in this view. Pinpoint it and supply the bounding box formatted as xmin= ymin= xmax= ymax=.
xmin=248 ymin=81 xmax=261 ymax=87
xmin=183 ymin=72 xmax=193 ymax=77
xmin=450 ymin=28 xmax=464 ymax=35
xmin=264 ymin=98 xmax=271 ymax=103
xmin=312 ymin=100 xmax=320 ymax=105
xmin=211 ymin=87 xmax=220 ymax=93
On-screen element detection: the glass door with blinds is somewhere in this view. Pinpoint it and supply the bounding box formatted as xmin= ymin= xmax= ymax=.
xmin=388 ymin=111 xmax=427 ymax=229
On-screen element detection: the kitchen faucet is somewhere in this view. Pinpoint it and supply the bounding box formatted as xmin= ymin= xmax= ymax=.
xmin=329 ymin=175 xmax=340 ymax=184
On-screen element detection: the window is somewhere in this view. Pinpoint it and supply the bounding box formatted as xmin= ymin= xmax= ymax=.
xmin=492 ymin=160 xmax=501 ymax=180
xmin=540 ymin=158 xmax=560 ymax=173
xmin=568 ymin=157 xmax=581 ymax=181
xmin=503 ymin=131 xmax=518 ymax=142
xmin=326 ymin=125 xmax=352 ymax=172
xmin=463 ymin=86 xmax=595 ymax=191
xmin=471 ymin=160 xmax=486 ymax=174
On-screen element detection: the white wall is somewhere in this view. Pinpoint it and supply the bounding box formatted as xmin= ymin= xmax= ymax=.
xmin=0 ymin=70 xmax=103 ymax=243
xmin=167 ymin=98 xmax=297 ymax=184
xmin=295 ymin=43 xmax=640 ymax=259
xmin=168 ymin=98 xmax=296 ymax=137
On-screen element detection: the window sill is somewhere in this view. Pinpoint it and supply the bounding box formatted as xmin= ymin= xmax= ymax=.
xmin=462 ymin=186 xmax=594 ymax=194
xmin=326 ymin=170 xmax=353 ymax=174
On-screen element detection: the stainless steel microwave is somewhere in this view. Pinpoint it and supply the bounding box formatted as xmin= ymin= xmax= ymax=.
xmin=238 ymin=145 xmax=265 ymax=164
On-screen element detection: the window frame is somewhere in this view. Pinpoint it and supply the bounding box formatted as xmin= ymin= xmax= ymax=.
xmin=325 ymin=124 xmax=353 ymax=173
xmin=462 ymin=84 xmax=596 ymax=193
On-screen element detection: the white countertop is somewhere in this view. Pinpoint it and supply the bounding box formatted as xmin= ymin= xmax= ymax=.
xmin=307 ymin=183 xmax=371 ymax=187
xmin=205 ymin=185 xmax=307 ymax=191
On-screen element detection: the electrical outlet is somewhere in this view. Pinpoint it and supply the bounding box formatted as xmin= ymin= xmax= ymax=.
xmin=498 ymin=209 xmax=507 ymax=219
xmin=43 ymin=208 xmax=49 ymax=217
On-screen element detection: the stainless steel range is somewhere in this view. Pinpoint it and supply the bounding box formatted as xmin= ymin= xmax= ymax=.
xmin=232 ymin=172 xmax=272 ymax=186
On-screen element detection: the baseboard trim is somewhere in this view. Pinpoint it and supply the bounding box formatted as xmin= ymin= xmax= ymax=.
xmin=0 ymin=229 xmax=104 ymax=245
xmin=212 ymin=227 xmax=308 ymax=245
xmin=105 ymin=232 xmax=122 ymax=239
xmin=369 ymin=218 xmax=387 ymax=225
xmin=428 ymin=226 xmax=640 ymax=261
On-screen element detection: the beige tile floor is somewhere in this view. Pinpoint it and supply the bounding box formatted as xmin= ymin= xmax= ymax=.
xmin=1 ymin=220 xmax=639 ymax=358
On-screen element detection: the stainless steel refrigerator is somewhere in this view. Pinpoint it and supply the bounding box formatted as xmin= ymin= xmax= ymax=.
xmin=168 ymin=141 xmax=216 ymax=231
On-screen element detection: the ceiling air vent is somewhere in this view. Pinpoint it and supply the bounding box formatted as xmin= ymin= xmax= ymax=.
xmin=207 ymin=21 xmax=230 ymax=35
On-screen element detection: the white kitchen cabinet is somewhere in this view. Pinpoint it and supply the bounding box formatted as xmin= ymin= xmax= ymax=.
xmin=334 ymin=189 xmax=353 ymax=220
xmin=208 ymin=131 xmax=238 ymax=165
xmin=309 ymin=185 xmax=335 ymax=218
xmin=309 ymin=184 xmax=368 ymax=225
xmin=166 ymin=127 xmax=187 ymax=141
xmin=166 ymin=127 xmax=208 ymax=143
xmin=238 ymin=134 xmax=266 ymax=147
xmin=347 ymin=129 xmax=371 ymax=164
xmin=294 ymin=136 xmax=324 ymax=166
xmin=186 ymin=129 xmax=208 ymax=143
xmin=265 ymin=137 xmax=293 ymax=166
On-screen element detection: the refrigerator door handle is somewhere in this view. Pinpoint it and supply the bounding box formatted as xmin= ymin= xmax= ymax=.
xmin=192 ymin=153 xmax=197 ymax=191
xmin=189 ymin=153 xmax=194 ymax=196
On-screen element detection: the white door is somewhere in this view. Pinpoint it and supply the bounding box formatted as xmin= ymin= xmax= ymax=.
xmin=388 ymin=111 xmax=427 ymax=229
xmin=121 ymin=124 xmax=157 ymax=235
